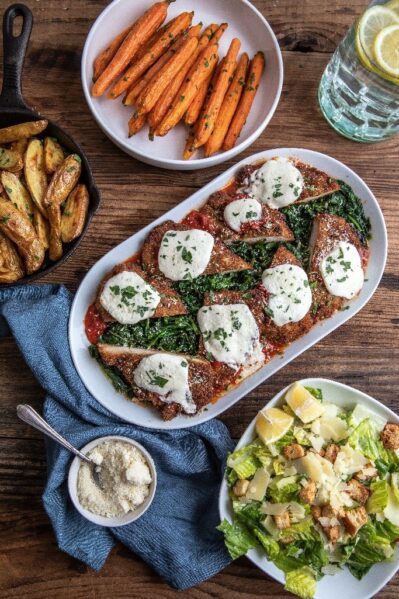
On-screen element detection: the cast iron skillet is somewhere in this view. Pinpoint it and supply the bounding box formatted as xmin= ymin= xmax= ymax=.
xmin=0 ymin=4 xmax=101 ymax=286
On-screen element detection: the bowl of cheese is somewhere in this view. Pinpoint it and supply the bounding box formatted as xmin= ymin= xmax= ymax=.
xmin=68 ymin=435 xmax=157 ymax=527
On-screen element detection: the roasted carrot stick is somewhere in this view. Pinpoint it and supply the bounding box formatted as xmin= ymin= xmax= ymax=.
xmin=184 ymin=59 xmax=219 ymax=125
xmin=223 ymin=51 xmax=265 ymax=151
xmin=147 ymin=23 xmax=215 ymax=135
xmin=92 ymin=1 xmax=171 ymax=97
xmin=155 ymin=42 xmax=219 ymax=137
xmin=183 ymin=23 xmax=228 ymax=125
xmin=134 ymin=17 xmax=176 ymax=62
xmin=183 ymin=127 xmax=196 ymax=160
xmin=123 ymin=24 xmax=201 ymax=106
xmin=193 ymin=38 xmax=241 ymax=148
xmin=128 ymin=113 xmax=147 ymax=137
xmin=205 ymin=52 xmax=249 ymax=157
xmin=136 ymin=36 xmax=199 ymax=115
xmin=108 ymin=11 xmax=194 ymax=99
xmin=212 ymin=22 xmax=228 ymax=44
xmin=92 ymin=25 xmax=132 ymax=82
xmin=93 ymin=19 xmax=176 ymax=83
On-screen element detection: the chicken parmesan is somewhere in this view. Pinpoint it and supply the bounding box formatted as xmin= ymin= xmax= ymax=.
xmin=86 ymin=157 xmax=371 ymax=420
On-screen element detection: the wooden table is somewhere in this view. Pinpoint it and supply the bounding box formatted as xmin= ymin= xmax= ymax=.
xmin=0 ymin=0 xmax=398 ymax=597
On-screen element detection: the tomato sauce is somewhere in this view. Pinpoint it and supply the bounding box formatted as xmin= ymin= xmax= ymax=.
xmin=85 ymin=303 xmax=107 ymax=344
xmin=182 ymin=210 xmax=218 ymax=234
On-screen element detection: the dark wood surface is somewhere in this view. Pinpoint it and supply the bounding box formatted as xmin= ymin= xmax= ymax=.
xmin=0 ymin=1 xmax=398 ymax=597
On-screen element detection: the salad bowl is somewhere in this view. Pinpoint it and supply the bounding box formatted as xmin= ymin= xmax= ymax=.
xmin=218 ymin=378 xmax=399 ymax=599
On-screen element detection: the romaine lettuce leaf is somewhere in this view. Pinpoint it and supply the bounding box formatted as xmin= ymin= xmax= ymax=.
xmin=279 ymin=518 xmax=317 ymax=543
xmin=268 ymin=479 xmax=300 ymax=503
xmin=375 ymin=518 xmax=399 ymax=543
xmin=284 ymin=566 xmax=317 ymax=599
xmin=227 ymin=444 xmax=260 ymax=480
xmin=227 ymin=441 xmax=273 ymax=480
xmin=305 ymin=386 xmax=323 ymax=401
xmin=253 ymin=528 xmax=280 ymax=560
xmin=274 ymin=429 xmax=295 ymax=449
xmin=217 ymin=519 xmax=257 ymax=559
xmin=348 ymin=418 xmax=399 ymax=470
xmin=346 ymin=519 xmax=394 ymax=580
xmin=367 ymin=480 xmax=389 ymax=513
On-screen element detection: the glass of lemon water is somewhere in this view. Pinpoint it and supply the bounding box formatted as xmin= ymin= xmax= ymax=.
xmin=319 ymin=0 xmax=399 ymax=142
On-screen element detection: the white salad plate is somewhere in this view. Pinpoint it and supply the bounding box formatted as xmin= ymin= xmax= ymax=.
xmin=81 ymin=0 xmax=283 ymax=170
xmin=69 ymin=148 xmax=387 ymax=430
xmin=218 ymin=378 xmax=399 ymax=599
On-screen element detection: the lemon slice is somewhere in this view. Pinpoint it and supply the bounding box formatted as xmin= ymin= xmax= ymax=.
xmin=256 ymin=407 xmax=293 ymax=445
xmin=357 ymin=5 xmax=399 ymax=64
xmin=374 ymin=24 xmax=399 ymax=76
xmin=356 ymin=29 xmax=399 ymax=84
xmin=285 ymin=382 xmax=324 ymax=423
xmin=387 ymin=0 xmax=399 ymax=16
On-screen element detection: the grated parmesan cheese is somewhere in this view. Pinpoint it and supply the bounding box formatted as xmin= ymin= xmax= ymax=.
xmin=77 ymin=440 xmax=152 ymax=518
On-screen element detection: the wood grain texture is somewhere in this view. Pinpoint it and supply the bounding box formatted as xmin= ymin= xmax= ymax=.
xmin=0 ymin=0 xmax=398 ymax=598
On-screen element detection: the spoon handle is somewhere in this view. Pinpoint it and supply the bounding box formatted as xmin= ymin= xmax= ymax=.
xmin=17 ymin=404 xmax=91 ymax=464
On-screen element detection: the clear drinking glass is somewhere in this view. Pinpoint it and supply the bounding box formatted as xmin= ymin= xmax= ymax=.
xmin=318 ymin=0 xmax=399 ymax=142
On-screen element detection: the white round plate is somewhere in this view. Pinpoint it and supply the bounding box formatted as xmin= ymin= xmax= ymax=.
xmin=81 ymin=0 xmax=283 ymax=170
xmin=219 ymin=378 xmax=399 ymax=599
xmin=69 ymin=148 xmax=387 ymax=430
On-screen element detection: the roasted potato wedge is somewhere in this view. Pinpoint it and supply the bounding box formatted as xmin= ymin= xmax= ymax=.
xmin=10 ymin=138 xmax=28 ymax=162
xmin=0 ymin=119 xmax=48 ymax=144
xmin=33 ymin=207 xmax=50 ymax=250
xmin=0 ymin=231 xmax=24 ymax=282
xmin=61 ymin=184 xmax=89 ymax=243
xmin=1 ymin=171 xmax=35 ymax=221
xmin=47 ymin=203 xmax=63 ymax=261
xmin=0 ymin=199 xmax=44 ymax=274
xmin=24 ymin=139 xmax=48 ymax=216
xmin=44 ymin=137 xmax=65 ymax=174
xmin=44 ymin=154 xmax=82 ymax=208
xmin=0 ymin=147 xmax=23 ymax=172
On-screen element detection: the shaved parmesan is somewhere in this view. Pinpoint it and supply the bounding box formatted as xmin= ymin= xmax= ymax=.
xmin=245 ymin=468 xmax=270 ymax=501
xmin=333 ymin=444 xmax=369 ymax=477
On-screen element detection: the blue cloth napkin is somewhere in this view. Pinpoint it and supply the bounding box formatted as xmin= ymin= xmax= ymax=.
xmin=0 ymin=284 xmax=234 ymax=589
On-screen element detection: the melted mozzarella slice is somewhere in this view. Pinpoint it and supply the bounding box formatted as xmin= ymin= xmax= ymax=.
xmin=197 ymin=303 xmax=260 ymax=369
xmin=243 ymin=157 xmax=304 ymax=209
xmin=133 ymin=354 xmax=196 ymax=414
xmin=320 ymin=241 xmax=364 ymax=299
xmin=100 ymin=271 xmax=160 ymax=325
xmin=262 ymin=264 xmax=312 ymax=326
xmin=223 ymin=197 xmax=262 ymax=232
xmin=158 ymin=229 xmax=214 ymax=281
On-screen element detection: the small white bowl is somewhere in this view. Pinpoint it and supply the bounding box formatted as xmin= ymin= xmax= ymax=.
xmin=68 ymin=435 xmax=157 ymax=527
xmin=81 ymin=0 xmax=283 ymax=170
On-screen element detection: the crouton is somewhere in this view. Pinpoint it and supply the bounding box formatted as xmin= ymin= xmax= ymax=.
xmin=380 ymin=423 xmax=399 ymax=450
xmin=324 ymin=443 xmax=340 ymax=464
xmin=321 ymin=504 xmax=337 ymax=519
xmin=346 ymin=479 xmax=370 ymax=504
xmin=283 ymin=443 xmax=306 ymax=460
xmin=342 ymin=506 xmax=368 ymax=536
xmin=274 ymin=511 xmax=291 ymax=529
xmin=311 ymin=505 xmax=322 ymax=520
xmin=355 ymin=463 xmax=378 ymax=482
xmin=233 ymin=479 xmax=250 ymax=497
xmin=324 ymin=525 xmax=340 ymax=545
xmin=299 ymin=480 xmax=317 ymax=504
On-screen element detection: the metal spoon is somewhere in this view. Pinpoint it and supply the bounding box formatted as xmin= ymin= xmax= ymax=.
xmin=16 ymin=404 xmax=104 ymax=489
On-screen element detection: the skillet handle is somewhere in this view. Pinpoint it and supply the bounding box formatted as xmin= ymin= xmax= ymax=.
xmin=0 ymin=3 xmax=32 ymax=109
